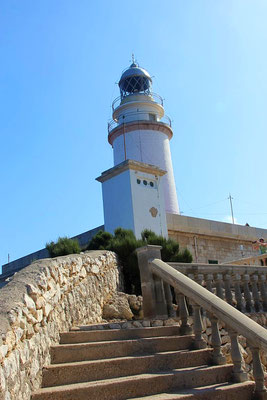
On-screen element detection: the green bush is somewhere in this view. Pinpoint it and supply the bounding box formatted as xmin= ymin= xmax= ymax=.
xmin=46 ymin=237 xmax=81 ymax=258
xmin=87 ymin=230 xmax=113 ymax=250
xmin=141 ymin=229 xmax=181 ymax=262
xmin=107 ymin=228 xmax=144 ymax=294
xmin=86 ymin=228 xmax=192 ymax=295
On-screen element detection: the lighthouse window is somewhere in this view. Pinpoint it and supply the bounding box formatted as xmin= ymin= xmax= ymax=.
xmin=150 ymin=181 xmax=154 ymax=187
xmin=137 ymin=179 xmax=141 ymax=184
xmin=143 ymin=180 xmax=148 ymax=185
xmin=149 ymin=113 xmax=156 ymax=121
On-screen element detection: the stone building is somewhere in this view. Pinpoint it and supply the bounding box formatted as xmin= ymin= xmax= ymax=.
xmin=167 ymin=213 xmax=267 ymax=265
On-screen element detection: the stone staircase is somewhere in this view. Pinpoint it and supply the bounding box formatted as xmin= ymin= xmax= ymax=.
xmin=31 ymin=325 xmax=255 ymax=400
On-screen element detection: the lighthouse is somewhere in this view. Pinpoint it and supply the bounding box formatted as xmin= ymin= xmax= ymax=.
xmin=108 ymin=59 xmax=180 ymax=215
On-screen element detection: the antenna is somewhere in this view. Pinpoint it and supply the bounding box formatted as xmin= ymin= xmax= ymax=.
xmin=228 ymin=193 xmax=235 ymax=224
xmin=130 ymin=53 xmax=138 ymax=66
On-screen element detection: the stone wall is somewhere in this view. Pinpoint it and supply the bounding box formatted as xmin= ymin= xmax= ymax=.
xmin=168 ymin=231 xmax=257 ymax=264
xmin=1 ymin=225 xmax=104 ymax=282
xmin=0 ymin=250 xmax=119 ymax=400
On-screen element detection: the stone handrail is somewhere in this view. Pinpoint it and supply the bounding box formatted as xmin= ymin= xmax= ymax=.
xmin=169 ymin=262 xmax=267 ymax=313
xmin=153 ymin=260 xmax=267 ymax=351
xmin=136 ymin=246 xmax=267 ymax=400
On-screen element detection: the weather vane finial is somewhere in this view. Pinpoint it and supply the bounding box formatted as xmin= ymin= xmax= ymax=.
xmin=132 ymin=53 xmax=135 ymax=63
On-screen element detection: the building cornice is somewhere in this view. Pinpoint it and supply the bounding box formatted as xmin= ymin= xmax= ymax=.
xmin=167 ymin=213 xmax=267 ymax=242
xmin=167 ymin=229 xmax=256 ymax=244
xmin=96 ymin=159 xmax=167 ymax=183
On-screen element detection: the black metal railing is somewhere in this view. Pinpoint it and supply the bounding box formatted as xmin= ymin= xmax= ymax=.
xmin=111 ymin=92 xmax=164 ymax=111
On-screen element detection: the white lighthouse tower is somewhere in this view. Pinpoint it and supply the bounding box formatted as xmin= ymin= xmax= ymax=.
xmin=108 ymin=59 xmax=180 ymax=215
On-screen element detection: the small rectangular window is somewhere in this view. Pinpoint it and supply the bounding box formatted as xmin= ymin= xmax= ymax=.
xmin=208 ymin=260 xmax=218 ymax=264
xmin=149 ymin=113 xmax=156 ymax=121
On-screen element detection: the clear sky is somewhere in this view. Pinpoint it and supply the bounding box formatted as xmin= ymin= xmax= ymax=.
xmin=1 ymin=0 xmax=267 ymax=270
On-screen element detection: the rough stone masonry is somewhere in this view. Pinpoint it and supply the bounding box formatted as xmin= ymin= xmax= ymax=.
xmin=0 ymin=250 xmax=119 ymax=400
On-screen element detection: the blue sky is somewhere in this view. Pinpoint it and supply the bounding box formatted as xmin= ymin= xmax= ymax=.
xmin=0 ymin=0 xmax=266 ymax=269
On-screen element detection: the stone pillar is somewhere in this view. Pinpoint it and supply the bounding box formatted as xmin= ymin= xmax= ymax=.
xmin=136 ymin=245 xmax=168 ymax=319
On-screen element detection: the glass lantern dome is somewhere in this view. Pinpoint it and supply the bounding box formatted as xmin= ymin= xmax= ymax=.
xmin=118 ymin=62 xmax=152 ymax=98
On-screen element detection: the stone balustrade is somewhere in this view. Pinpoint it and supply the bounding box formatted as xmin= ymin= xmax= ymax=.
xmin=169 ymin=263 xmax=267 ymax=313
xmin=137 ymin=246 xmax=267 ymax=400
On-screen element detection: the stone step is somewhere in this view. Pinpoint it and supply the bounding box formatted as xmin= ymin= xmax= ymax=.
xmin=72 ymin=320 xmax=178 ymax=331
xmin=32 ymin=364 xmax=233 ymax=400
xmin=43 ymin=348 xmax=213 ymax=387
xmin=51 ymin=335 xmax=194 ymax=364
xmin=60 ymin=326 xmax=181 ymax=344
xmin=130 ymin=381 xmax=255 ymax=399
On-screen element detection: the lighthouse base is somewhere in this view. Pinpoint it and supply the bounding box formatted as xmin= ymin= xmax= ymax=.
xmin=96 ymin=160 xmax=168 ymax=239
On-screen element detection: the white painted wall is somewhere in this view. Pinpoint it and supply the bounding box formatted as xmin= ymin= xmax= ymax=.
xmin=101 ymin=169 xmax=135 ymax=234
xmin=113 ymin=94 xmax=164 ymax=124
xmin=113 ymin=129 xmax=179 ymax=215
xmin=130 ymin=169 xmax=168 ymax=238
xmin=100 ymin=165 xmax=168 ymax=238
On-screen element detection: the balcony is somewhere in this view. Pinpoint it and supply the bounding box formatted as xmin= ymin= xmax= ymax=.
xmin=111 ymin=92 xmax=164 ymax=112
xmin=108 ymin=110 xmax=172 ymax=134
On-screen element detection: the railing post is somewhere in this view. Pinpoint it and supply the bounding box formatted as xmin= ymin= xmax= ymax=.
xmin=175 ymin=291 xmax=192 ymax=335
xmin=250 ymin=345 xmax=267 ymax=399
xmin=224 ymin=274 xmax=234 ymax=305
xmin=205 ymin=274 xmax=214 ymax=293
xmin=251 ymin=275 xmax=261 ymax=312
xmin=163 ymin=282 xmax=175 ymax=318
xmin=191 ymin=302 xmax=206 ymax=349
xmin=228 ymin=328 xmax=247 ymax=382
xmin=234 ymin=274 xmax=244 ymax=312
xmin=243 ymin=274 xmax=253 ymax=313
xmin=210 ymin=314 xmax=226 ymax=365
xmin=136 ymin=245 xmax=168 ymax=319
xmin=259 ymin=274 xmax=267 ymax=312
xmin=196 ymin=274 xmax=204 ymax=286
xmin=215 ymin=273 xmax=224 ymax=299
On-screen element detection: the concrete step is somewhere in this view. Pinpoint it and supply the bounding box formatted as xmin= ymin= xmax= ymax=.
xmin=51 ymin=335 xmax=194 ymax=364
xmin=60 ymin=326 xmax=181 ymax=344
xmin=32 ymin=364 xmax=233 ymax=400
xmin=43 ymin=348 xmax=213 ymax=387
xmin=130 ymin=381 xmax=255 ymax=399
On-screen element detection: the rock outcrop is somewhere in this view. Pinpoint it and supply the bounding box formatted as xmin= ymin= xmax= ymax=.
xmin=102 ymin=292 xmax=143 ymax=321
xmin=102 ymin=292 xmax=134 ymax=320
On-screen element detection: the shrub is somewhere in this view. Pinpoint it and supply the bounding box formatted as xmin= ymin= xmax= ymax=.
xmin=87 ymin=228 xmax=192 ymax=295
xmin=87 ymin=230 xmax=113 ymax=250
xmin=46 ymin=237 xmax=81 ymax=258
xmin=141 ymin=229 xmax=186 ymax=262
xmin=108 ymin=228 xmax=144 ymax=294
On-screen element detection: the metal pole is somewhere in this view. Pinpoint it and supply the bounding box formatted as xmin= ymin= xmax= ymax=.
xmin=228 ymin=194 xmax=235 ymax=224
xmin=194 ymin=236 xmax=199 ymax=263
xmin=122 ymin=118 xmax=127 ymax=161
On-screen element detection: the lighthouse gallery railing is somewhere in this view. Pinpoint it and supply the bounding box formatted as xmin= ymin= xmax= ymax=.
xmin=112 ymin=92 xmax=164 ymax=111
xmin=108 ymin=111 xmax=172 ymax=133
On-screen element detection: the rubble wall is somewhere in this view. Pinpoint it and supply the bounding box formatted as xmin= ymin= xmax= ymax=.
xmin=0 ymin=250 xmax=119 ymax=400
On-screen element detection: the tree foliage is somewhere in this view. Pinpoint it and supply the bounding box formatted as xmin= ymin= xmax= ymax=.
xmin=46 ymin=237 xmax=81 ymax=258
xmin=87 ymin=228 xmax=192 ymax=295
xmin=87 ymin=230 xmax=113 ymax=250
